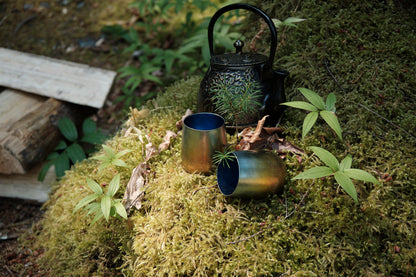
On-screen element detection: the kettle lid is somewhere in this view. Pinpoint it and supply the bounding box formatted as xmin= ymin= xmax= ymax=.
xmin=211 ymin=52 xmax=268 ymax=67
xmin=211 ymin=40 xmax=268 ymax=67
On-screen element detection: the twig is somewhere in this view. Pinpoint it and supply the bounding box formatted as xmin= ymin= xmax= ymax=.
xmin=14 ymin=15 xmax=37 ymax=35
xmin=191 ymin=184 xmax=217 ymax=196
xmin=249 ymin=20 xmax=266 ymax=52
xmin=304 ymin=211 xmax=324 ymax=215
xmin=226 ymin=227 xmax=266 ymax=245
xmin=284 ymin=190 xmax=288 ymax=218
xmin=150 ymin=106 xmax=174 ymax=112
xmin=4 ymin=265 xmax=15 ymax=277
xmin=285 ymin=181 xmax=314 ymax=219
xmin=0 ymin=14 xmax=7 ymax=26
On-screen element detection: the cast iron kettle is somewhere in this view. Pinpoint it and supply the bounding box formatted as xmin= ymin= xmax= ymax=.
xmin=197 ymin=3 xmax=289 ymax=127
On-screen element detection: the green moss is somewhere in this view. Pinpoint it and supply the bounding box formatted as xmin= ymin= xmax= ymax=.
xmin=33 ymin=1 xmax=415 ymax=276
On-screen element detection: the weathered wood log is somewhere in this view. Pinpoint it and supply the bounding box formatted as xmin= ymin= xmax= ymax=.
xmin=0 ymin=89 xmax=90 ymax=174
xmin=0 ymin=47 xmax=117 ymax=109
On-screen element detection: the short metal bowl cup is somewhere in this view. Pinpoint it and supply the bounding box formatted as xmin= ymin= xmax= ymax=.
xmin=217 ymin=151 xmax=286 ymax=197
xmin=181 ymin=113 xmax=227 ymax=174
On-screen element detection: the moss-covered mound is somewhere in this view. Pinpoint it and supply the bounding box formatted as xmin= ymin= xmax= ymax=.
xmin=33 ymin=1 xmax=415 ymax=276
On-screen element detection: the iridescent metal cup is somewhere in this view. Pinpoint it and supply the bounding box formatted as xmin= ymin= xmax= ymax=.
xmin=217 ymin=150 xmax=286 ymax=197
xmin=181 ymin=112 xmax=226 ymax=174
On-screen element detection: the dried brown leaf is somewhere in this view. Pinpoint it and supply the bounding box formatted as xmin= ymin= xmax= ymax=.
xmin=249 ymin=115 xmax=269 ymax=143
xmin=122 ymin=163 xmax=147 ymax=212
xmin=126 ymin=108 xmax=150 ymax=128
xmin=158 ymin=131 xmax=177 ymax=152
xmin=145 ymin=141 xmax=158 ymax=161
xmin=237 ymin=116 xmax=304 ymax=155
xmin=176 ymin=109 xmax=193 ymax=130
xmin=271 ymin=136 xmax=305 ymax=155
xmin=122 ymin=130 xmax=177 ymax=213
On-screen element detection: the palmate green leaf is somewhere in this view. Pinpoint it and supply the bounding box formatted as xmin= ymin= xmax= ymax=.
xmin=82 ymin=118 xmax=96 ymax=135
xmin=91 ymin=155 xmax=109 ymax=162
xmin=114 ymin=149 xmax=133 ymax=159
xmin=66 ymin=143 xmax=86 ymax=164
xmin=310 ymin=146 xmax=340 ymax=171
xmin=85 ymin=202 xmax=101 ymax=215
xmin=283 ymin=17 xmax=307 ymax=24
xmin=339 ymin=155 xmax=352 ymax=171
xmin=302 ymin=111 xmax=319 ymax=139
xmin=101 ymin=195 xmax=112 ymax=222
xmin=281 ymin=101 xmax=318 ymax=112
xmin=111 ymin=159 xmax=129 ymax=168
xmin=97 ymin=162 xmax=111 ymax=172
xmin=90 ymin=211 xmax=104 ymax=225
xmin=114 ymin=201 xmax=128 ymax=220
xmin=334 ymin=171 xmax=358 ymax=203
xmin=58 ymin=117 xmax=78 ymax=142
xmin=38 ymin=160 xmax=54 ymax=182
xmin=107 ymin=174 xmax=121 ymax=198
xmin=292 ymin=166 xmax=334 ymax=180
xmin=81 ymin=133 xmax=107 ymax=145
xmin=73 ymin=194 xmax=99 ymax=213
xmin=54 ymin=140 xmax=67 ymax=151
xmin=117 ymin=66 xmax=140 ymax=79
xmin=298 ymin=88 xmax=325 ymax=110
xmin=343 ymin=168 xmax=380 ymax=185
xmin=86 ymin=178 xmax=103 ymax=195
xmin=102 ymin=145 xmax=115 ymax=157
xmin=46 ymin=151 xmax=59 ymax=161
xmin=320 ymin=110 xmax=343 ymax=140
xmin=325 ymin=93 xmax=336 ymax=112
xmin=55 ymin=152 xmax=70 ymax=178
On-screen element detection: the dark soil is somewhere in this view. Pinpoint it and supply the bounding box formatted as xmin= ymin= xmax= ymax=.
xmin=0 ymin=198 xmax=46 ymax=276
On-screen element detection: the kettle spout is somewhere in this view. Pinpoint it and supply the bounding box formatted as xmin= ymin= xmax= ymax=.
xmin=274 ymin=69 xmax=289 ymax=79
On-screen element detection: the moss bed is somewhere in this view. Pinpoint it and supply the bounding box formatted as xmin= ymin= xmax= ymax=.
xmin=32 ymin=1 xmax=415 ymax=276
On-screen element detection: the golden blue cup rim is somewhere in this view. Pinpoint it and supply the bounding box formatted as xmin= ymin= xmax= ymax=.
xmin=183 ymin=112 xmax=225 ymax=131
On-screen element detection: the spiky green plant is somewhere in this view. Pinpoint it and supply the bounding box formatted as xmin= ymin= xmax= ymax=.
xmin=212 ymin=145 xmax=236 ymax=168
xmin=210 ymin=77 xmax=262 ymax=135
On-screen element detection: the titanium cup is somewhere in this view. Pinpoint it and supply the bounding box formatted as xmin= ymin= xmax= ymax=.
xmin=217 ymin=150 xmax=286 ymax=197
xmin=181 ymin=113 xmax=227 ymax=174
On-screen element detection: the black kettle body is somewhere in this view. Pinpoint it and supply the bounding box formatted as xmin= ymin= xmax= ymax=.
xmin=197 ymin=3 xmax=289 ymax=127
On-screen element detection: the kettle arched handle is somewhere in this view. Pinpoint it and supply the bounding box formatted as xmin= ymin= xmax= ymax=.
xmin=208 ymin=3 xmax=277 ymax=66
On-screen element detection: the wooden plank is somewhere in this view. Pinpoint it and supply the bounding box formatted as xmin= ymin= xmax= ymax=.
xmin=0 ymin=47 xmax=117 ymax=109
xmin=0 ymin=89 xmax=91 ymax=174
xmin=0 ymin=89 xmax=46 ymax=139
xmin=0 ymin=163 xmax=56 ymax=203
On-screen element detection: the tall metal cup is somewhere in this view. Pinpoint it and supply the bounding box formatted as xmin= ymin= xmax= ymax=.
xmin=217 ymin=150 xmax=286 ymax=197
xmin=181 ymin=113 xmax=227 ymax=174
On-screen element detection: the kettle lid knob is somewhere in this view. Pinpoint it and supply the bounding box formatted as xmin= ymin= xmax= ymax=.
xmin=234 ymin=40 xmax=244 ymax=54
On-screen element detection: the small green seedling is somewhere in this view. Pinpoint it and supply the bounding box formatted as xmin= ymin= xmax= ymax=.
xmin=73 ymin=174 xmax=127 ymax=224
xmin=91 ymin=145 xmax=132 ymax=172
xmin=292 ymin=146 xmax=380 ymax=202
xmin=213 ymin=146 xmax=236 ymax=168
xmin=281 ymin=88 xmax=342 ymax=140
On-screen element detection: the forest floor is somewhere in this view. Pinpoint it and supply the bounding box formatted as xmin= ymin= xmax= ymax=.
xmin=0 ymin=1 xmax=137 ymax=276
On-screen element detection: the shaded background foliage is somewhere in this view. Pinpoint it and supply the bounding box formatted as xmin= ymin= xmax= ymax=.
xmin=4 ymin=0 xmax=415 ymax=276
